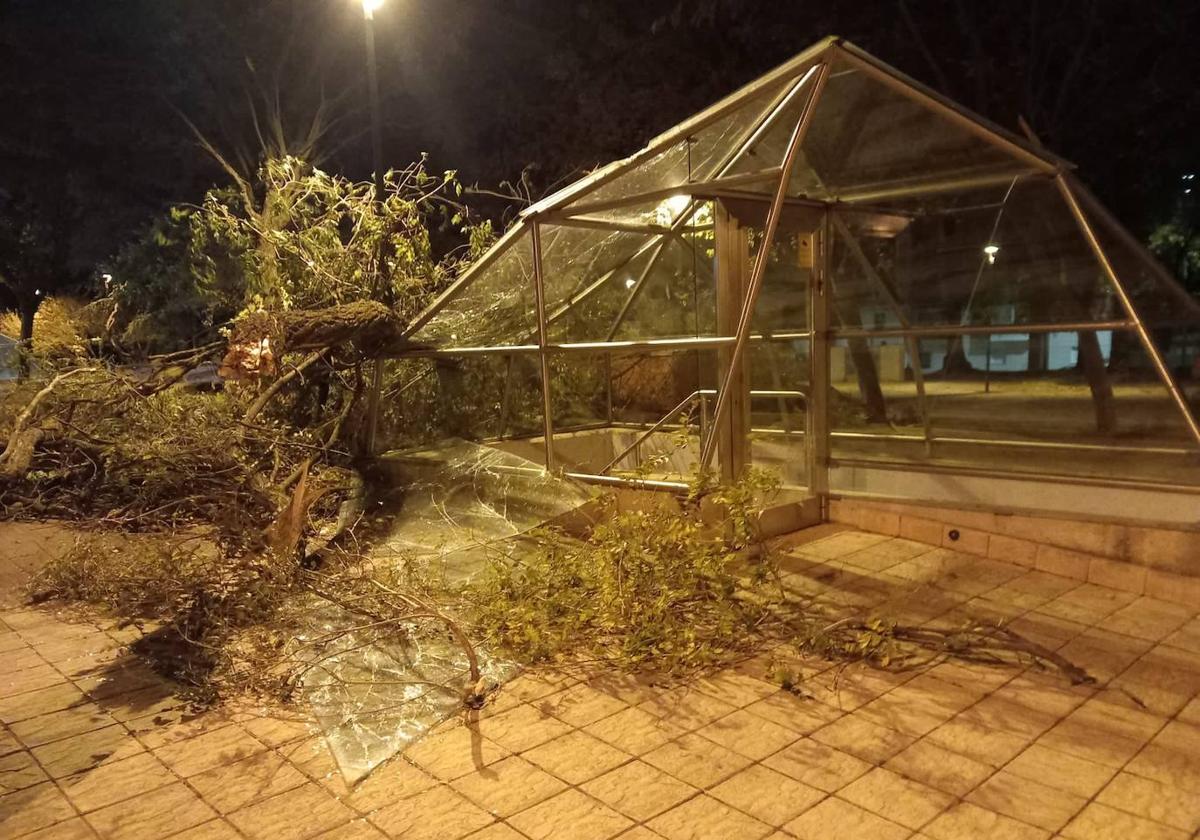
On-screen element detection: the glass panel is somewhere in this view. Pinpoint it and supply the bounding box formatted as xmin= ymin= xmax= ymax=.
xmin=722 ymin=72 xmax=820 ymax=182
xmin=747 ymin=338 xmax=810 ymax=488
xmin=611 ymin=228 xmax=718 ymax=341
xmin=800 ymin=56 xmax=1026 ymax=199
xmin=560 ymin=74 xmax=804 ymax=213
xmin=412 ymin=228 xmax=536 ymax=347
xmin=537 ymin=224 xmax=651 ymax=323
xmin=1080 ymin=190 xmax=1200 ymax=419
xmin=830 ymin=177 xmax=1120 ymax=331
xmin=748 ymin=226 xmax=815 ymax=334
xmin=376 ymin=354 xmax=544 ymax=457
xmin=829 ymin=332 xmax=1199 ymax=486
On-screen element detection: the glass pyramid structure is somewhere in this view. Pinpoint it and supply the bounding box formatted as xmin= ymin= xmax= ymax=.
xmin=383 ymin=37 xmax=1200 ymax=499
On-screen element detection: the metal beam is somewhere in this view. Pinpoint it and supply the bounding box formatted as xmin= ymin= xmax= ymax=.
xmin=530 ymin=221 xmax=556 ymax=469
xmin=832 ymin=320 xmax=1135 ymax=339
xmin=555 ymin=169 xmax=782 ymax=219
xmin=829 ymin=457 xmax=1200 ymax=496
xmin=1056 ymin=174 xmax=1200 ymax=448
xmin=700 ymin=62 xmax=833 ymax=471
xmin=829 ymin=168 xmax=1040 ymax=204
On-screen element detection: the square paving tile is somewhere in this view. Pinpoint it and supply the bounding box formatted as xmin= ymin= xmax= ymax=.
xmin=761 ymin=737 xmax=871 ymax=793
xmin=696 ymin=708 xmax=799 ymax=761
xmin=583 ymin=707 xmax=686 ymax=756
xmin=922 ymin=802 xmax=1049 ymax=840
xmin=708 ymin=764 xmax=824 ymax=827
xmin=402 ymin=724 xmax=510 ymax=781
xmin=925 ymin=717 xmax=1029 ymax=767
xmin=509 ymin=788 xmax=632 ymax=840
xmin=0 ymin=747 xmax=47 ymax=794
xmin=0 ymin=781 xmax=77 ymax=838
xmin=1060 ymin=801 xmax=1189 ymax=840
xmin=783 ymin=795 xmax=909 ymax=840
xmin=189 ymin=749 xmax=310 ymax=814
xmin=838 ymin=766 xmax=956 ymax=830
xmin=370 ymin=784 xmax=495 ymax=840
xmin=85 ymin=781 xmax=216 ymax=840
xmin=642 ymin=732 xmax=752 ymax=789
xmin=451 ymin=755 xmax=567 ymax=818
xmin=473 ymin=703 xmax=573 ymax=754
xmin=522 ymin=730 xmax=630 ymax=785
xmin=646 ymin=793 xmax=772 ymax=840
xmin=60 ymin=751 xmax=175 ymax=813
xmin=581 ymin=759 xmax=697 ymax=822
xmin=153 ymin=724 xmax=265 ymax=778
xmin=30 ymin=724 xmax=144 ymax=779
xmin=740 ymin=692 xmax=842 ymax=735
xmin=1003 ymin=743 xmax=1115 ymax=799
xmin=884 ymin=737 xmax=992 ymax=798
xmin=227 ymin=782 xmax=355 ymax=840
xmin=535 ymin=684 xmax=628 ymax=728
xmin=10 ymin=703 xmax=117 ymax=748
xmin=810 ymin=712 xmax=915 ymax=763
xmin=637 ymin=686 xmax=737 ymax=731
xmin=967 ymin=769 xmax=1087 ymax=832
xmin=1095 ymin=771 xmax=1200 ymax=833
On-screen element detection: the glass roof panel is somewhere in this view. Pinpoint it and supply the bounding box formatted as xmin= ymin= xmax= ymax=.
xmin=411 ymin=226 xmax=536 ymax=347
xmin=829 ymin=177 xmax=1120 ymax=331
xmin=799 ymin=55 xmax=1027 ymax=200
xmin=559 ymin=71 xmax=810 ymax=215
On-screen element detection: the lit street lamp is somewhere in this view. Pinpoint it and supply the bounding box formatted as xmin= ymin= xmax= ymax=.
xmin=362 ymin=0 xmax=386 ymax=206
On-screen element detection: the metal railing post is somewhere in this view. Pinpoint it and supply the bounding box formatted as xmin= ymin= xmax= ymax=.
xmin=530 ymin=221 xmax=557 ymax=469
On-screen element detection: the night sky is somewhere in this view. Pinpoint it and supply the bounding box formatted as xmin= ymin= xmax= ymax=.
xmin=2 ymin=0 xmax=1198 ymax=278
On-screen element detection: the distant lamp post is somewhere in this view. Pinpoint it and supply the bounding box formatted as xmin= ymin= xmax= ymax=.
xmin=361 ymin=0 xmax=386 ymax=453
xmin=361 ymin=0 xmax=386 ymax=204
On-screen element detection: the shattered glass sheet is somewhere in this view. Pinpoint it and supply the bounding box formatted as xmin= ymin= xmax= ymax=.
xmin=298 ymin=603 xmax=519 ymax=784
xmin=298 ymin=441 xmax=596 ymax=784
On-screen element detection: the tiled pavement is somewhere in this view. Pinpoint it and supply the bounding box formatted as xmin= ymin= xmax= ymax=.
xmin=2 ymin=525 xmax=1200 ymax=840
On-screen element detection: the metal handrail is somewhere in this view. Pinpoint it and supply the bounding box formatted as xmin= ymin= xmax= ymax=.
xmin=601 ymin=388 xmax=809 ymax=474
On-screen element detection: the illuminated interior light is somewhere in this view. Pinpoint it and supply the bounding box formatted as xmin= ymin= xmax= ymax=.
xmin=624 ymin=277 xmax=636 ymax=289
xmin=654 ymin=194 xmax=693 ymax=226
xmin=983 ymin=243 xmax=1000 ymax=265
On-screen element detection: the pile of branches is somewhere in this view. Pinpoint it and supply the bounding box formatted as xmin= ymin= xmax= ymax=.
xmin=2 ymin=301 xmax=423 ymax=698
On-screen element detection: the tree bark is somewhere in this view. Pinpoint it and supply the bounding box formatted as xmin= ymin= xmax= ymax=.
xmin=847 ymin=337 xmax=888 ymax=423
xmin=1077 ymin=330 xmax=1116 ymax=433
xmin=17 ymin=301 xmax=36 ymax=382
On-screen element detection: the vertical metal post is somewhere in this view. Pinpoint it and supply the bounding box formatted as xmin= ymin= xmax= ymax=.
xmin=807 ymin=213 xmax=831 ymax=498
xmin=1057 ymin=174 xmax=1200 ymax=448
xmin=700 ymin=62 xmax=831 ymax=471
xmin=362 ymin=6 xmax=386 ymax=455
xmin=530 ymin=221 xmax=557 ymax=469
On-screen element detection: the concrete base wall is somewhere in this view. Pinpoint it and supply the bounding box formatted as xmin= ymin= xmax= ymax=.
xmin=829 ymin=496 xmax=1200 ymax=608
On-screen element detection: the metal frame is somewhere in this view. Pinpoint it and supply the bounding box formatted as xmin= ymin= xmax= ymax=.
xmin=378 ymin=38 xmax=1197 ymax=501
xmin=1056 ymin=174 xmax=1200 ymax=448
xmin=700 ymin=61 xmax=832 ymax=471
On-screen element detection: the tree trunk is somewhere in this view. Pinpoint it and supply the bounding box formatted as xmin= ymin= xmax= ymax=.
xmin=847 ymin=337 xmax=888 ymax=423
xmin=17 ymin=301 xmax=36 ymax=382
xmin=1077 ymin=330 xmax=1116 ymax=433
xmin=1028 ymin=332 xmax=1048 ymax=373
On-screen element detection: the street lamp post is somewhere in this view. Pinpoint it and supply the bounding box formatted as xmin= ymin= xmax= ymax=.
xmin=362 ymin=0 xmax=385 ymax=454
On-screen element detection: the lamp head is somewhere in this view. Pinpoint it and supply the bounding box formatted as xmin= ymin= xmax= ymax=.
xmin=362 ymin=0 xmax=384 ymax=19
